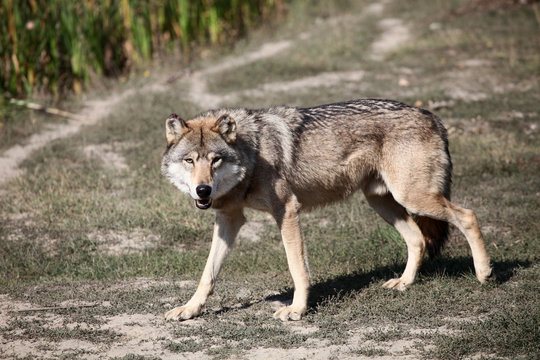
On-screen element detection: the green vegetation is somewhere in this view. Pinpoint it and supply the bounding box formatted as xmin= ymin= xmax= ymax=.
xmin=0 ymin=0 xmax=285 ymax=97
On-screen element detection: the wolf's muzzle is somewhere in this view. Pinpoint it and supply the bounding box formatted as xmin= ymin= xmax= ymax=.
xmin=195 ymin=185 xmax=213 ymax=210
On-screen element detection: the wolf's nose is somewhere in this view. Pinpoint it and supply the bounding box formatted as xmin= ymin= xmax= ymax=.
xmin=196 ymin=185 xmax=212 ymax=198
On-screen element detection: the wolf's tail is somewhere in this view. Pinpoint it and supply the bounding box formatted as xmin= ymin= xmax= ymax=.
xmin=415 ymin=216 xmax=449 ymax=259
xmin=417 ymin=116 xmax=452 ymax=259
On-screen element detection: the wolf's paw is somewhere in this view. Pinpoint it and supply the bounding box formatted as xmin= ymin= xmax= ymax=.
xmin=273 ymin=304 xmax=306 ymax=321
xmin=476 ymin=265 xmax=493 ymax=284
xmin=382 ymin=278 xmax=411 ymax=291
xmin=165 ymin=304 xmax=202 ymax=321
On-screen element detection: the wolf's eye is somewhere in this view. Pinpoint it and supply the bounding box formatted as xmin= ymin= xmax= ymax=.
xmin=184 ymin=158 xmax=194 ymax=164
xmin=212 ymin=156 xmax=222 ymax=166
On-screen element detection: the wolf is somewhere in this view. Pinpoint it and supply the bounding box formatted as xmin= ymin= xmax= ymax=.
xmin=161 ymin=99 xmax=492 ymax=321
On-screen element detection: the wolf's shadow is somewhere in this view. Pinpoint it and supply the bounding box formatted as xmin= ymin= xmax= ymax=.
xmin=267 ymin=257 xmax=530 ymax=309
xmin=212 ymin=257 xmax=530 ymax=316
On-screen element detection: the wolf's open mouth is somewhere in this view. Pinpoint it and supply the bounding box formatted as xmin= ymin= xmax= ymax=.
xmin=195 ymin=198 xmax=212 ymax=210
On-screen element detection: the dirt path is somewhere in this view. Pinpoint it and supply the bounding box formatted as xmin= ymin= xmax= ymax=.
xmin=1 ymin=279 xmax=445 ymax=360
xmin=0 ymin=89 xmax=142 ymax=186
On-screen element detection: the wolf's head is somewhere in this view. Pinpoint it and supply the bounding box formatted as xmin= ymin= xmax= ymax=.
xmin=161 ymin=113 xmax=246 ymax=210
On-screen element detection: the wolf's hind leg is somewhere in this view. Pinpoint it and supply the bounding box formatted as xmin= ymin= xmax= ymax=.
xmin=399 ymin=194 xmax=492 ymax=283
xmin=364 ymin=192 xmax=426 ymax=291
xmin=165 ymin=209 xmax=245 ymax=321
xmin=446 ymin=201 xmax=492 ymax=282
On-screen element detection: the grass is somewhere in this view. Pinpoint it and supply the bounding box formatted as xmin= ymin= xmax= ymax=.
xmin=0 ymin=0 xmax=538 ymax=359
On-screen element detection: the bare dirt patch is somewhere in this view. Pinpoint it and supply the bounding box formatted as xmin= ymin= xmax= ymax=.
xmin=243 ymin=346 xmax=357 ymax=360
xmin=83 ymin=143 xmax=132 ymax=171
xmin=238 ymin=221 xmax=265 ymax=243
xmin=0 ymin=307 xmax=182 ymax=360
xmin=370 ymin=18 xmax=411 ymax=60
xmin=203 ymin=40 xmax=293 ymax=77
xmin=185 ymin=39 xmax=294 ymax=109
xmin=98 ymin=313 xmax=182 ymax=359
xmin=441 ymin=57 xmax=537 ymax=103
xmin=0 ymin=294 xmax=36 ymax=327
xmin=87 ymin=229 xmax=160 ymax=255
xmin=0 ymin=281 xmax=203 ymax=359
xmin=444 ymin=68 xmax=490 ymax=102
xmin=364 ymin=1 xmax=387 ymax=16
xmin=236 ymin=71 xmax=365 ymax=99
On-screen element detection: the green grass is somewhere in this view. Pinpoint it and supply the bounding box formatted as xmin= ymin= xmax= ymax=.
xmin=0 ymin=0 xmax=538 ymax=359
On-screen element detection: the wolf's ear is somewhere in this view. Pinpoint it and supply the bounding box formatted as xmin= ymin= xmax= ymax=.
xmin=213 ymin=114 xmax=236 ymax=143
xmin=165 ymin=114 xmax=189 ymax=145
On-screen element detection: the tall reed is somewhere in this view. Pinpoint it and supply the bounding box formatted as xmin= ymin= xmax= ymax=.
xmin=0 ymin=0 xmax=285 ymax=97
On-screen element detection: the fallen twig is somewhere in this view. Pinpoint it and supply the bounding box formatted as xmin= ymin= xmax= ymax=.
xmin=9 ymin=303 xmax=99 ymax=313
xmin=533 ymin=3 xmax=540 ymax=26
xmin=9 ymin=98 xmax=89 ymax=122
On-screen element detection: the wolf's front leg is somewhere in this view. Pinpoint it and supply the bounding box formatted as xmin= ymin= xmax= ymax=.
xmin=273 ymin=197 xmax=310 ymax=321
xmin=165 ymin=209 xmax=245 ymax=321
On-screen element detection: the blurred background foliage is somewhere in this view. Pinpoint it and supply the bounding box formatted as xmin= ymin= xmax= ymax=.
xmin=0 ymin=0 xmax=286 ymax=98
